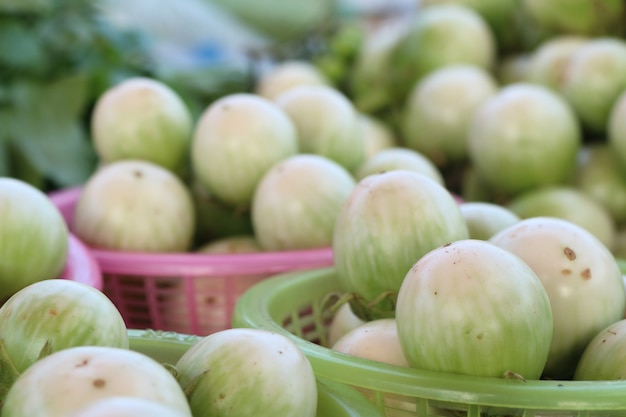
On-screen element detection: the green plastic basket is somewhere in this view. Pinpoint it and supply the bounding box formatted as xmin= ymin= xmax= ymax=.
xmin=128 ymin=329 xmax=384 ymax=417
xmin=232 ymin=267 xmax=626 ymax=417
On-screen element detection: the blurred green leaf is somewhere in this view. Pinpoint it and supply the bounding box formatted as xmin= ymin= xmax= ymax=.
xmin=8 ymin=141 xmax=46 ymax=189
xmin=14 ymin=120 xmax=96 ymax=187
xmin=0 ymin=141 xmax=10 ymax=177
xmin=0 ymin=20 xmax=46 ymax=73
xmin=11 ymin=73 xmax=89 ymax=119
xmin=4 ymin=74 xmax=97 ymax=187
xmin=0 ymin=0 xmax=53 ymax=14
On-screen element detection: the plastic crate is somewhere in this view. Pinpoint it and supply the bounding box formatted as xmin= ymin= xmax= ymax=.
xmin=128 ymin=329 xmax=385 ymax=417
xmin=60 ymin=233 xmax=103 ymax=290
xmin=48 ymin=187 xmax=334 ymax=335
xmin=232 ymin=267 xmax=626 ymax=417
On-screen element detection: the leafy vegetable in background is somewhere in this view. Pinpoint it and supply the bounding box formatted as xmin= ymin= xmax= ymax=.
xmin=0 ymin=0 xmax=153 ymax=192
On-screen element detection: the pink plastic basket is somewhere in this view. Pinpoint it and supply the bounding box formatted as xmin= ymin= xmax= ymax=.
xmin=48 ymin=186 xmax=335 ymax=336
xmin=60 ymin=233 xmax=104 ymax=290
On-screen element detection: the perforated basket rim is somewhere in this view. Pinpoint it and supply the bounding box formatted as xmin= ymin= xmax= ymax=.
xmin=232 ymin=267 xmax=626 ymax=414
xmin=48 ymin=186 xmax=334 ymax=277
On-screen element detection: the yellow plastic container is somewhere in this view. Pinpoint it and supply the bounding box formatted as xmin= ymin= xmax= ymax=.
xmin=232 ymin=267 xmax=626 ymax=417
xmin=128 ymin=329 xmax=385 ymax=417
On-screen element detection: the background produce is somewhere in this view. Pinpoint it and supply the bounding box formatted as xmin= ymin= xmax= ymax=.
xmin=354 ymin=146 xmax=443 ymax=183
xmin=251 ymin=154 xmax=356 ymax=250
xmin=275 ymin=84 xmax=365 ymax=173
xmin=191 ymin=92 xmax=299 ymax=208
xmin=337 ymin=0 xmax=626 ymax=261
xmin=4 ymin=0 xmax=625 ymax=257
xmin=4 ymin=0 xmax=625 ymax=255
xmin=400 ymin=64 xmax=499 ymax=169
xmin=71 ymin=160 xmax=196 ymax=252
xmin=458 ymin=201 xmax=520 ymax=240
xmin=90 ymin=77 xmax=194 ymax=175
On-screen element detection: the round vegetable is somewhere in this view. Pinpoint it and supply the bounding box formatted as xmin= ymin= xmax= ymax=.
xmin=0 ymin=280 xmax=128 ymax=377
xmin=401 ymin=64 xmax=499 ymax=167
xmin=191 ymin=93 xmax=299 ymax=207
xmin=561 ymin=37 xmax=626 ymax=133
xmin=358 ymin=113 xmax=397 ymax=161
xmin=197 ymin=235 xmax=262 ymax=254
xmin=526 ymin=35 xmax=588 ymax=91
xmin=0 ymin=178 xmax=68 ymax=302
xmin=91 ymin=77 xmax=193 ymax=174
xmin=609 ymin=89 xmax=626 ymax=172
xmin=72 ymin=160 xmax=195 ymax=252
xmin=254 ymin=60 xmax=329 ymax=101
xmin=522 ymin=0 xmax=625 ymax=36
xmin=355 ymin=147 xmax=444 ymax=185
xmin=388 ymin=4 xmax=495 ymax=103
xmin=459 ymin=201 xmax=520 ymax=240
xmin=175 ymin=328 xmax=317 ymax=417
xmin=332 ymin=318 xmax=409 ymax=368
xmin=574 ymin=318 xmax=626 ymax=381
xmin=420 ymin=0 xmax=520 ymax=53
xmin=276 ymin=85 xmax=365 ymax=173
xmin=326 ymin=302 xmax=365 ymax=348
xmin=506 ymin=186 xmax=616 ymax=251
xmin=252 ymin=154 xmax=356 ymax=251
xmin=467 ymin=83 xmax=582 ymax=195
xmin=489 ymin=217 xmax=626 ymax=379
xmin=331 ymin=317 xmax=413 ymax=415
xmin=573 ymin=144 xmax=626 ymax=225
xmin=333 ymin=170 xmax=469 ymax=319
xmin=2 ymin=346 xmax=192 ymax=417
xmin=396 ymin=239 xmax=553 ymax=379
xmin=349 ymin=19 xmax=409 ymax=113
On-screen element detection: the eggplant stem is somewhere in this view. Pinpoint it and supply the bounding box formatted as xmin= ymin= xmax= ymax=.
xmin=320 ymin=291 xmax=352 ymax=315
xmin=503 ymin=370 xmax=527 ymax=382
